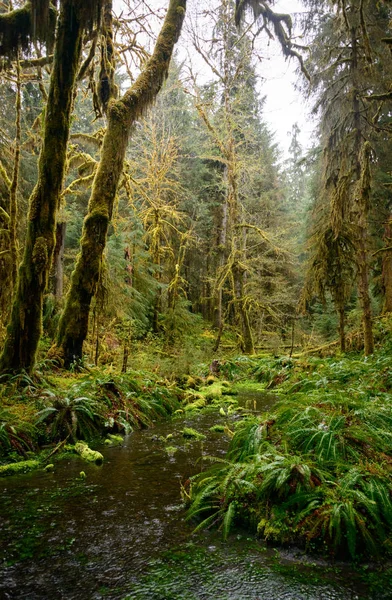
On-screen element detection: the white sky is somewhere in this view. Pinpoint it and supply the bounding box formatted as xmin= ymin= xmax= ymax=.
xmin=114 ymin=0 xmax=315 ymax=159
xmin=256 ymin=0 xmax=314 ymax=158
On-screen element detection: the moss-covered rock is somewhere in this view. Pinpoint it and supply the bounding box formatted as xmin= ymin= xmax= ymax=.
xmin=105 ymin=433 xmax=123 ymax=445
xmin=209 ymin=425 xmax=225 ymax=433
xmin=182 ymin=427 xmax=206 ymax=440
xmin=183 ymin=398 xmax=206 ymax=412
xmin=0 ymin=459 xmax=40 ymax=477
xmin=221 ymin=388 xmax=238 ymax=396
xmin=186 ymin=376 xmax=197 ymax=389
xmin=74 ymin=442 xmax=103 ymax=465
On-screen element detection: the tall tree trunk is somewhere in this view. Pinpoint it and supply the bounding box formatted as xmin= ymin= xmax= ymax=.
xmin=9 ymin=54 xmax=22 ymax=293
xmin=357 ymin=248 xmax=374 ymax=355
xmin=213 ymin=199 xmax=228 ymax=352
xmin=337 ymin=305 xmax=346 ymax=353
xmin=53 ymin=221 xmax=67 ymax=301
xmin=382 ymin=216 xmax=392 ymax=313
xmin=354 ymin=142 xmax=374 ymax=355
xmin=213 ymin=200 xmax=228 ymax=330
xmin=0 ymin=0 xmax=87 ymax=373
xmin=233 ymin=262 xmax=254 ymax=354
xmin=54 ymin=0 xmax=187 ymax=367
xmin=352 ymin=28 xmax=374 ymax=356
xmin=0 ymin=170 xmax=11 ymax=322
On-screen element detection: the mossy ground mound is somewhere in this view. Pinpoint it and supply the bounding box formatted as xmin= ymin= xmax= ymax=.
xmin=0 ymin=369 xmax=181 ymax=466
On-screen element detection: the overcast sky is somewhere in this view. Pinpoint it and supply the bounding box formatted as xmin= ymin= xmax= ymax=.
xmin=256 ymin=0 xmax=314 ymax=158
xmin=114 ymin=0 xmax=315 ymax=159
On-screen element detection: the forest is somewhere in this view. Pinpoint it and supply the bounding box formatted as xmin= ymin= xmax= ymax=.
xmin=1 ymin=0 xmax=392 ymax=598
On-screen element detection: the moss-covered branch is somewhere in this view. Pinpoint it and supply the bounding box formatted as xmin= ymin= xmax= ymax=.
xmin=234 ymin=0 xmax=310 ymax=79
xmin=54 ymin=0 xmax=187 ymax=367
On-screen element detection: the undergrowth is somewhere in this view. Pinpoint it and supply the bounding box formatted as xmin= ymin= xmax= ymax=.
xmin=186 ymin=348 xmax=392 ymax=560
xmin=0 ymin=371 xmax=181 ymax=459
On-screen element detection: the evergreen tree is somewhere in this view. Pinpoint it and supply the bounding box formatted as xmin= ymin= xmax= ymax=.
xmin=302 ymin=0 xmax=392 ymax=354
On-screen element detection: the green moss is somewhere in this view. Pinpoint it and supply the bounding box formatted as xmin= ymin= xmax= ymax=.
xmin=183 ymin=397 xmax=206 ymax=411
xmin=182 ymin=427 xmax=206 ymax=440
xmin=105 ymin=433 xmax=123 ymax=445
xmin=74 ymin=442 xmax=103 ymax=465
xmin=209 ymin=424 xmax=225 ymax=433
xmin=186 ymin=376 xmax=197 ymax=389
xmin=32 ymin=237 xmax=49 ymax=273
xmin=221 ymin=388 xmax=238 ymax=396
xmin=0 ymin=459 xmax=40 ymax=476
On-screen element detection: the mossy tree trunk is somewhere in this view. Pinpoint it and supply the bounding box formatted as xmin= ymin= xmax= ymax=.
xmin=9 ymin=54 xmax=22 ymax=293
xmin=352 ymin=30 xmax=374 ymax=356
xmin=0 ymin=1 xmax=90 ymax=373
xmin=382 ymin=216 xmax=392 ymax=313
xmin=213 ymin=199 xmax=228 ymax=341
xmin=337 ymin=305 xmax=346 ymax=353
xmin=233 ymin=261 xmax=254 ymax=354
xmin=0 ymin=167 xmax=11 ymax=322
xmin=54 ymin=0 xmax=187 ymax=367
xmin=53 ymin=221 xmax=67 ymax=301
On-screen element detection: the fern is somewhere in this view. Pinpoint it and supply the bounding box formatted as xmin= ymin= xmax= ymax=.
xmin=222 ymin=502 xmax=236 ymax=540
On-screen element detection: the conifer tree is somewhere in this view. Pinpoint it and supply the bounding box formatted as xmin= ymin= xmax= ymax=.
xmin=302 ymin=0 xmax=392 ymax=354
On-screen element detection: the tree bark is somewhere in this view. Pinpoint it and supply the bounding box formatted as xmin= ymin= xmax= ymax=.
xmin=53 ymin=221 xmax=67 ymax=301
xmin=352 ymin=27 xmax=374 ymax=356
xmin=0 ymin=174 xmax=11 ymax=321
xmin=54 ymin=0 xmax=187 ymax=367
xmin=233 ymin=262 xmax=254 ymax=354
xmin=0 ymin=0 xmax=86 ymax=373
xmin=382 ymin=216 xmax=392 ymax=313
xmin=338 ymin=305 xmax=346 ymax=353
xmin=213 ymin=200 xmax=228 ymax=331
xmin=9 ymin=54 xmax=22 ymax=293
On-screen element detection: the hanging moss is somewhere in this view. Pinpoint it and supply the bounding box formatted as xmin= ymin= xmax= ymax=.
xmin=0 ymin=1 xmax=57 ymax=60
xmin=74 ymin=0 xmax=103 ymax=32
xmin=0 ymin=5 xmax=31 ymax=58
xmin=30 ymin=0 xmax=56 ymax=48
xmin=234 ymin=0 xmax=309 ymax=79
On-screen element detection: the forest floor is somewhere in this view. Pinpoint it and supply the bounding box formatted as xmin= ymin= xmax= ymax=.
xmin=1 ymin=329 xmax=392 ymax=575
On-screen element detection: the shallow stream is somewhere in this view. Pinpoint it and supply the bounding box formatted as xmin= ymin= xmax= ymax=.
xmin=0 ymin=391 xmax=386 ymax=599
